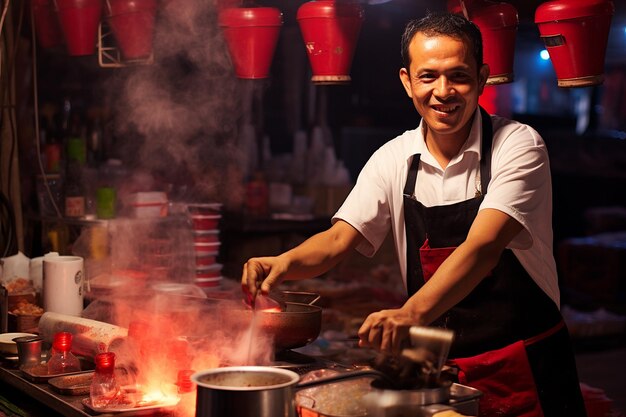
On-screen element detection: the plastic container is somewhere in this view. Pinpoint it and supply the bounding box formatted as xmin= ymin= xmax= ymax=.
xmin=176 ymin=369 xmax=197 ymax=417
xmin=193 ymin=234 xmax=219 ymax=244
xmin=128 ymin=192 xmax=168 ymax=218
xmin=189 ymin=214 xmax=221 ymax=230
xmin=90 ymin=352 xmax=122 ymax=409
xmin=195 ymin=264 xmax=222 ymax=279
xmin=535 ymin=0 xmax=614 ymax=87
xmin=193 ymin=242 xmax=221 ymax=256
xmin=187 ymin=203 xmax=222 ymax=215
xmin=47 ymin=332 xmax=81 ymax=374
xmin=96 ymin=187 xmax=116 ymax=219
xmin=193 ymin=277 xmax=222 ymax=290
xmin=195 ymin=255 xmax=217 ymax=267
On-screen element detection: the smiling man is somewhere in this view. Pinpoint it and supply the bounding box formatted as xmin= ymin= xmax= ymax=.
xmin=241 ymin=12 xmax=586 ymax=417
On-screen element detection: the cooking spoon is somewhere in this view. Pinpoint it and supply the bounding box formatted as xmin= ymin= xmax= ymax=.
xmin=243 ymin=292 xmax=285 ymax=312
xmin=295 ymin=368 xmax=403 ymax=390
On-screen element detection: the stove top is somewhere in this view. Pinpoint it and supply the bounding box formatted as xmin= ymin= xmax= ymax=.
xmin=271 ymin=349 xmax=352 ymax=375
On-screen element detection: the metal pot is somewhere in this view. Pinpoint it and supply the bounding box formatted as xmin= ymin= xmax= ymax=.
xmin=192 ymin=366 xmax=300 ymax=417
xmin=192 ymin=367 xmax=473 ymax=417
xmin=192 ymin=367 xmax=391 ymax=417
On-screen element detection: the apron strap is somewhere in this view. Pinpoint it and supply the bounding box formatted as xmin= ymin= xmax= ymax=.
xmin=403 ymin=154 xmax=421 ymax=198
xmin=479 ymin=106 xmax=493 ymax=196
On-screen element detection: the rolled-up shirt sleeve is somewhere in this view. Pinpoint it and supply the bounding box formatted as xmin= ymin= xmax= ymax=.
xmin=480 ymin=123 xmax=552 ymax=250
xmin=333 ymin=149 xmax=393 ymax=257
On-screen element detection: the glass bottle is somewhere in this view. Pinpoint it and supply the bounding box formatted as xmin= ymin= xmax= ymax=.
xmin=64 ymin=115 xmax=87 ymax=218
xmin=90 ymin=352 xmax=121 ymax=409
xmin=176 ymin=369 xmax=196 ymax=417
xmin=47 ymin=332 xmax=81 ymax=374
xmin=245 ymin=171 xmax=269 ymax=217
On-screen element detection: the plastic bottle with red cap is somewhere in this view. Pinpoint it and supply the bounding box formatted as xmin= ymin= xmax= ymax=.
xmin=90 ymin=351 xmax=122 ymax=408
xmin=176 ymin=369 xmax=196 ymax=417
xmin=47 ymin=332 xmax=81 ymax=374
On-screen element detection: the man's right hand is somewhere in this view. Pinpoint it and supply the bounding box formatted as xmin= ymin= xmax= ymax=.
xmin=240 ymin=220 xmax=364 ymax=303
xmin=241 ymin=255 xmax=289 ymax=303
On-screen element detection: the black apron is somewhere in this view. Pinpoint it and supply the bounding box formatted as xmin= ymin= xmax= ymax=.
xmin=402 ymin=107 xmax=587 ymax=417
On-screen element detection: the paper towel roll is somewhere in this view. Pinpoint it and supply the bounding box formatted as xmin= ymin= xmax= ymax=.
xmin=38 ymin=312 xmax=128 ymax=359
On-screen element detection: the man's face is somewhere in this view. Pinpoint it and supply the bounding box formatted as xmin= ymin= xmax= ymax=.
xmin=400 ymin=33 xmax=489 ymax=142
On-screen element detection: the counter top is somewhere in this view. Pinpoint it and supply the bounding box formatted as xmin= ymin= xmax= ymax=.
xmin=0 ymin=363 xmax=91 ymax=417
xmin=0 ymin=360 xmax=175 ymax=417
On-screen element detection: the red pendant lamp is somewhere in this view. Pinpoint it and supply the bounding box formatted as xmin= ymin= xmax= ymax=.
xmin=53 ymin=0 xmax=103 ymax=56
xmin=448 ymin=0 xmax=518 ymax=85
xmin=31 ymin=0 xmax=64 ymax=48
xmin=297 ymin=0 xmax=364 ymax=85
xmin=219 ymin=6 xmax=283 ymax=79
xmin=103 ymin=0 xmax=158 ymax=61
xmin=535 ymin=0 xmax=614 ymax=88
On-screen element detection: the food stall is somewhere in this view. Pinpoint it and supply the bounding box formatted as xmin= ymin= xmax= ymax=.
xmin=0 ymin=0 xmax=625 ymax=416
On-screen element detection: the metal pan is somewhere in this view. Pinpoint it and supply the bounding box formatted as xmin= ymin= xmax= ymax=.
xmin=217 ymin=302 xmax=322 ymax=350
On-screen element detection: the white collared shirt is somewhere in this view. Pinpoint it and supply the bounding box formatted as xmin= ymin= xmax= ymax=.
xmin=333 ymin=110 xmax=560 ymax=306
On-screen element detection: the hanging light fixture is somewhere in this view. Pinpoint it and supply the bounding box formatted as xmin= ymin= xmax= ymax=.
xmin=297 ymin=0 xmax=364 ymax=85
xmin=448 ymin=0 xmax=518 ymax=85
xmin=535 ymin=0 xmax=615 ymax=88
xmin=31 ymin=0 xmax=64 ymax=49
xmin=103 ymin=0 xmax=158 ymax=61
xmin=218 ymin=5 xmax=283 ymax=79
xmin=53 ymin=0 xmax=103 ymax=56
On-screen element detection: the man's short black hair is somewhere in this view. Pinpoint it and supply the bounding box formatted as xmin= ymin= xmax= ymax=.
xmin=401 ymin=12 xmax=483 ymax=72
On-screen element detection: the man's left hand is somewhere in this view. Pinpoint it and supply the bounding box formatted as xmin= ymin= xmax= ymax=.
xmin=357 ymin=308 xmax=417 ymax=354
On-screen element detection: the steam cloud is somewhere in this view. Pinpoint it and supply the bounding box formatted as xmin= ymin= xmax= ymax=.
xmin=78 ymin=0 xmax=277 ymax=390
xmin=108 ymin=0 xmax=245 ymax=207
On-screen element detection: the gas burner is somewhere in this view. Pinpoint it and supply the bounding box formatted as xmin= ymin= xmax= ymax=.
xmin=271 ymin=350 xmax=347 ymax=376
xmin=274 ymin=349 xmax=317 ymax=365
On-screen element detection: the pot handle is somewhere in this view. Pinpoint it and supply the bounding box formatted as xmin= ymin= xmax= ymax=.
xmin=307 ymin=294 xmax=321 ymax=306
xmin=295 ymin=369 xmax=396 ymax=390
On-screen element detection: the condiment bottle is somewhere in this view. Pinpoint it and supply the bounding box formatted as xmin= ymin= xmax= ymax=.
xmin=64 ymin=134 xmax=86 ymax=218
xmin=245 ymin=171 xmax=269 ymax=217
xmin=176 ymin=369 xmax=196 ymax=417
xmin=47 ymin=332 xmax=81 ymax=374
xmin=90 ymin=352 xmax=121 ymax=409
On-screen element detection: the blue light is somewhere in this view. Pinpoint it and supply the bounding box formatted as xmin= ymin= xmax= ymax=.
xmin=540 ymin=49 xmax=550 ymax=60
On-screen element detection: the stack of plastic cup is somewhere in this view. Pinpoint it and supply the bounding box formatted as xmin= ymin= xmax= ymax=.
xmin=187 ymin=203 xmax=223 ymax=291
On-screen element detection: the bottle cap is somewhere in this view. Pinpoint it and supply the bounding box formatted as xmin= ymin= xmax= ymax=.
xmin=52 ymin=332 xmax=73 ymax=352
xmin=176 ymin=369 xmax=195 ymax=393
xmin=95 ymin=351 xmax=116 ymax=373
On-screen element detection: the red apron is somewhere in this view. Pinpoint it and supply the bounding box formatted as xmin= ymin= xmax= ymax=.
xmin=451 ymin=322 xmax=566 ymax=417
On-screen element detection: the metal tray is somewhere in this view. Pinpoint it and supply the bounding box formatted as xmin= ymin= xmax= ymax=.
xmin=81 ymin=397 xmax=179 ymax=415
xmin=20 ymin=358 xmax=95 ymax=383
xmin=48 ymin=371 xmax=94 ymax=395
